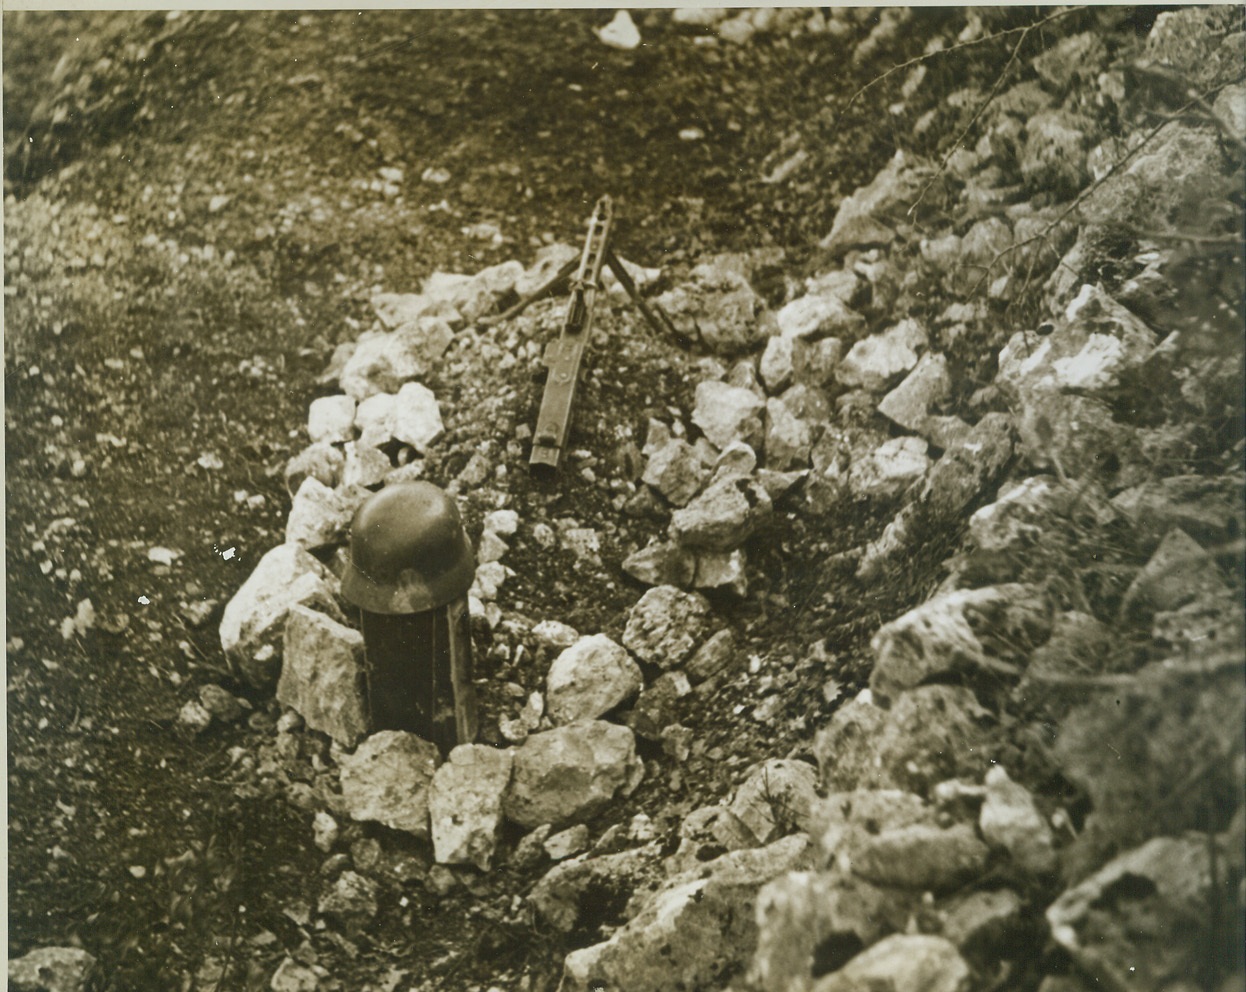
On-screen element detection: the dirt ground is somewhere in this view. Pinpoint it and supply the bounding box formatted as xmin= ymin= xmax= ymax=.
xmin=9 ymin=8 xmax=1235 ymax=992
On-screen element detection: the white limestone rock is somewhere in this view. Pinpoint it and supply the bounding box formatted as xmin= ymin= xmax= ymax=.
xmin=354 ymin=392 xmax=397 ymax=448
xmin=277 ymin=606 xmax=369 ymax=747
xmin=622 ymin=540 xmax=698 ymax=588
xmin=623 ymin=585 xmax=714 ymax=669
xmin=285 ymin=478 xmax=369 ymax=551
xmin=339 ymin=731 xmax=441 ymax=838
xmin=729 ymin=759 xmax=819 ymax=845
xmin=815 ymin=934 xmax=971 ymax=992
xmin=642 ymin=437 xmax=708 ymax=507
xmin=559 ymin=835 xmax=811 ymax=992
xmin=219 ymin=543 xmax=345 ymax=688
xmin=340 ymin=441 xmax=391 ymax=488
xmin=339 ymin=318 xmax=454 ymax=400
xmin=390 ymin=382 xmax=444 ymax=452
xmin=764 ymin=396 xmax=814 ymax=471
xmin=979 ymin=766 xmax=1057 ymax=877
xmin=878 ymin=351 xmax=951 ymax=432
xmin=8 ymin=947 xmax=98 ymax=992
xmin=847 ymin=436 xmax=930 ymax=501
xmin=869 ymin=584 xmax=1050 ymax=702
xmin=546 ymin=634 xmax=643 ymax=724
xmin=692 ymin=379 xmax=765 ymax=450
xmin=285 ymin=441 xmax=344 ymax=495
xmin=429 ymin=744 xmax=514 ymax=870
xmin=759 ymin=335 xmax=795 ymax=393
xmin=307 ymin=394 xmax=357 ymax=444
xmin=836 ymin=318 xmax=927 ymax=393
xmin=503 ymin=720 xmax=645 ymax=830
xmin=693 ymin=548 xmax=748 ymax=597
xmin=670 ymin=476 xmax=773 ymax=552
xmin=776 ymin=293 xmax=865 ymax=341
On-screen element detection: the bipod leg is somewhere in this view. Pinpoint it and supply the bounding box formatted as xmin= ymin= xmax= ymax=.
xmin=605 ymin=249 xmax=697 ymax=348
xmin=479 ymin=256 xmax=579 ymax=327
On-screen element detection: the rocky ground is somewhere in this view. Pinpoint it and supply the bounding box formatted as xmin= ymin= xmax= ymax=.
xmin=5 ymin=8 xmax=1245 ymax=992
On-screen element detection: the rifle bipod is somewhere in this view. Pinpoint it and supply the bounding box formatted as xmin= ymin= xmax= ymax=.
xmin=482 ymin=195 xmax=688 ymax=474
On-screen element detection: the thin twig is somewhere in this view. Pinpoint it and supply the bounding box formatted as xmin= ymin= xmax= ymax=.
xmin=908 ymin=11 xmax=1064 ymax=219
xmin=841 ymin=7 xmax=1087 ymax=116
xmin=967 ymin=75 xmax=1246 ymax=298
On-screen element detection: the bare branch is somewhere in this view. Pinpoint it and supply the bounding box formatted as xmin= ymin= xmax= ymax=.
xmin=842 ymin=7 xmax=1088 ymax=117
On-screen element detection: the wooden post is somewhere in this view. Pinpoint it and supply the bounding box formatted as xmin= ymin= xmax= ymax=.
xmin=359 ymin=593 xmax=477 ymax=755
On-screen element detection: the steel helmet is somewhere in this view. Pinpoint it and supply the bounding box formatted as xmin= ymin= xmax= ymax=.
xmin=341 ymin=481 xmax=476 ymax=614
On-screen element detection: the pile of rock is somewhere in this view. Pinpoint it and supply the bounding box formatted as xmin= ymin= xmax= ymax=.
xmin=549 ymin=8 xmax=1246 ymax=990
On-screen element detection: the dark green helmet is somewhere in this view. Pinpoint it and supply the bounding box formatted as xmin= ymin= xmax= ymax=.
xmin=341 ymin=482 xmax=476 ymax=614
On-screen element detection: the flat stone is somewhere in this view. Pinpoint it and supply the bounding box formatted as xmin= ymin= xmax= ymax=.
xmin=219 ymin=544 xmax=345 ymax=688
xmin=855 ymin=821 xmax=990 ymax=892
xmin=532 ymin=619 xmax=580 ymax=651
xmin=622 ymin=585 xmax=714 ymax=669
xmin=1122 ymin=527 xmax=1226 ymax=620
xmin=278 ymin=606 xmax=369 ymax=748
xmin=529 ymin=844 xmax=662 ymax=932
xmin=429 ymin=744 xmax=514 ymax=870
xmin=371 ymin=291 xmax=440 ymax=329
xmin=1111 ymin=475 xmax=1244 ymax=552
xmin=820 ymin=150 xmax=932 ymax=256
xmin=709 ymin=441 xmax=758 ymax=484
xmin=546 ymin=634 xmax=643 ymax=725
xmin=544 ymin=824 xmax=591 ymax=861
xmin=685 ymin=628 xmax=738 ymax=684
xmin=815 ymin=685 xmax=992 ymax=794
xmin=339 ymin=731 xmax=441 ymax=838
xmin=503 ymin=720 xmax=644 ymax=830
xmin=1047 ymin=834 xmax=1230 ymax=991
xmin=692 ymin=379 xmax=765 ymax=450
xmin=308 ymin=394 xmax=357 ymax=444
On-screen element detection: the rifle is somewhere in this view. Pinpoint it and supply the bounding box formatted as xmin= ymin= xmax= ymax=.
xmin=485 ymin=195 xmax=687 ymax=474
